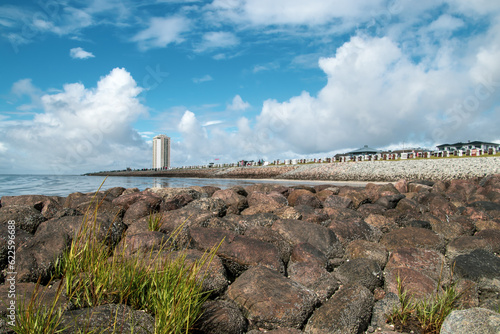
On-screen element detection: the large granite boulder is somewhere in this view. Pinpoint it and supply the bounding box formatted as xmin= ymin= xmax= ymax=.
xmin=326 ymin=219 xmax=381 ymax=246
xmin=335 ymin=258 xmax=383 ymax=292
xmin=304 ymin=283 xmax=374 ymax=334
xmin=0 ymin=205 xmax=46 ymax=234
xmin=440 ymin=307 xmax=500 ymax=334
xmin=271 ymin=219 xmax=343 ymax=261
xmin=189 ymin=227 xmax=284 ymax=277
xmin=195 ymin=299 xmax=248 ymax=334
xmin=380 ymin=227 xmax=445 ymax=253
xmin=384 ymin=267 xmax=439 ymax=301
xmin=212 ymin=189 xmax=248 ymax=214
xmin=0 ymin=195 xmax=63 ymax=219
xmin=452 ymin=249 xmax=500 ymax=300
xmin=345 ymin=240 xmax=388 ymax=268
xmin=227 ymin=266 xmax=317 ymax=330
xmin=385 ymin=247 xmax=447 ymax=282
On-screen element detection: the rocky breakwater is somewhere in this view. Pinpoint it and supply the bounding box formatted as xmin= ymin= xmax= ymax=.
xmin=278 ymin=156 xmax=500 ymax=182
xmin=0 ymin=176 xmax=500 ymax=333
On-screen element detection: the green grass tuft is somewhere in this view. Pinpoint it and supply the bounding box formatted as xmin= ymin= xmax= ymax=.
xmin=147 ymin=211 xmax=164 ymax=232
xmin=15 ymin=179 xmax=221 ymax=334
xmin=387 ymin=275 xmax=461 ymax=334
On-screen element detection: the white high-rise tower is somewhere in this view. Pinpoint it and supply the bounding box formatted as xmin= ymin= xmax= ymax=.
xmin=152 ymin=134 xmax=171 ymax=169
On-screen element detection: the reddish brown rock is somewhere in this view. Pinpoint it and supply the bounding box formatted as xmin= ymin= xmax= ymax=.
xmin=0 ymin=281 xmax=69 ymax=318
xmin=195 ymin=300 xmax=248 ymax=334
xmin=342 ymin=190 xmax=371 ymax=209
xmin=323 ymin=195 xmax=353 ymax=209
xmin=375 ymin=194 xmax=405 ymax=210
xmin=189 ymin=227 xmax=284 ymax=276
xmin=357 ymin=203 xmax=387 ymax=216
xmin=380 ymin=227 xmax=444 ymax=252
xmin=345 ymin=240 xmax=388 ymax=268
xmin=365 ymin=183 xmax=400 ymax=203
xmin=247 ymin=191 xmax=288 ymax=209
xmin=288 ymin=189 xmax=318 ymax=207
xmin=244 ymin=183 xmax=291 ymax=195
xmin=272 ymin=219 xmax=343 ymax=260
xmin=468 ymin=201 xmax=500 ymax=220
xmin=288 ymin=261 xmax=339 ymax=302
xmin=274 ymin=206 xmax=302 ymax=220
xmin=161 ymin=193 xmax=194 ymax=211
xmin=446 ymin=236 xmax=493 ymax=260
xmin=395 ymin=197 xmax=423 ymax=213
xmin=323 ymin=206 xmax=363 ymax=222
xmin=385 ymin=267 xmax=439 ymax=301
xmin=336 ymin=258 xmax=383 ymax=292
xmin=158 ymin=207 xmax=217 ymax=248
xmin=244 ymin=226 xmax=293 ymax=265
xmin=475 ymin=220 xmax=500 ymax=231
xmin=212 ymin=189 xmax=248 ymax=214
xmin=304 ymin=283 xmax=374 ymax=334
xmin=425 ymin=214 xmax=475 ymax=241
xmin=227 ymin=266 xmax=317 ymax=330
xmin=364 ymin=214 xmax=397 ymax=233
xmin=327 ymin=219 xmax=381 ymax=246
xmin=394 ymin=179 xmax=408 ymax=193
xmin=293 ymin=205 xmax=329 ymax=224
xmin=315 ymin=189 xmax=336 ymax=201
xmin=122 ymin=196 xmax=162 ymax=225
xmin=0 ymin=205 xmax=46 ymax=234
xmin=168 ymin=249 xmax=228 ymax=296
xmin=0 ymin=195 xmax=63 ymax=219
xmin=455 ymin=279 xmax=480 ymax=309
xmin=446 ymin=179 xmax=479 ymax=204
xmin=116 ymin=231 xmax=170 ymax=257
xmin=385 ymin=247 xmax=447 ymax=282
xmin=290 ymin=242 xmax=328 ymax=268
xmin=185 ymin=198 xmax=228 ymax=217
xmin=112 ymin=191 xmax=160 ymax=211
xmin=474 ymin=229 xmax=500 ymax=253
xmin=407 ymin=181 xmax=432 ymax=193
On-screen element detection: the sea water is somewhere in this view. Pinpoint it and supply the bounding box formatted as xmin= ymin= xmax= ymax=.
xmin=0 ymin=174 xmax=366 ymax=197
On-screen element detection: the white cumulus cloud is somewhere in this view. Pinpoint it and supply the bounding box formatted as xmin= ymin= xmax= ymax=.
xmin=0 ymin=68 xmax=149 ymax=174
xmin=132 ymin=16 xmax=190 ymax=50
xmin=70 ymin=47 xmax=95 ymax=59
xmin=227 ymin=95 xmax=250 ymax=111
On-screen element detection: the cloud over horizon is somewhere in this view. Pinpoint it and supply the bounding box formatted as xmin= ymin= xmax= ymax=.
xmin=0 ymin=68 xmax=149 ymax=174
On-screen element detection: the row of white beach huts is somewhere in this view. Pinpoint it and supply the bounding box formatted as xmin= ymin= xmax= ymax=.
xmin=177 ymin=140 xmax=499 ymax=169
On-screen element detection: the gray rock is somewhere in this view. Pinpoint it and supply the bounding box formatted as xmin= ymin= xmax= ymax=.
xmin=335 ymin=258 xmax=383 ymax=292
xmin=304 ymin=283 xmax=374 ymax=334
xmin=58 ymin=304 xmax=155 ymax=334
xmin=195 ymin=299 xmax=248 ymax=334
xmin=440 ymin=307 xmax=500 ymax=334
xmin=370 ymin=292 xmax=401 ymax=329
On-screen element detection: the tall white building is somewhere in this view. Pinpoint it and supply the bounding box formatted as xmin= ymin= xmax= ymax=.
xmin=152 ymin=134 xmax=171 ymax=169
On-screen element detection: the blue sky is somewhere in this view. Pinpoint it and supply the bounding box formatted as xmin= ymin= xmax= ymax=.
xmin=1 ymin=0 xmax=499 ymax=174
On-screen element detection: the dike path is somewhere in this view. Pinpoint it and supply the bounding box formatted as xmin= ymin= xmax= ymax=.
xmin=87 ymin=156 xmax=500 ymax=182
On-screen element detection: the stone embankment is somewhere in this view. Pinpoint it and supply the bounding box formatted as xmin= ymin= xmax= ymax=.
xmin=88 ymin=156 xmax=500 ymax=182
xmin=1 ymin=175 xmax=500 ymax=333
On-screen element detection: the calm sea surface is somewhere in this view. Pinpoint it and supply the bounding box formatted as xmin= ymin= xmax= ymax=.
xmin=0 ymin=174 xmax=366 ymax=197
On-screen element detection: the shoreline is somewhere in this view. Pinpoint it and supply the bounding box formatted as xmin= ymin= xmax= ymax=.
xmin=86 ymin=156 xmax=500 ymax=182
